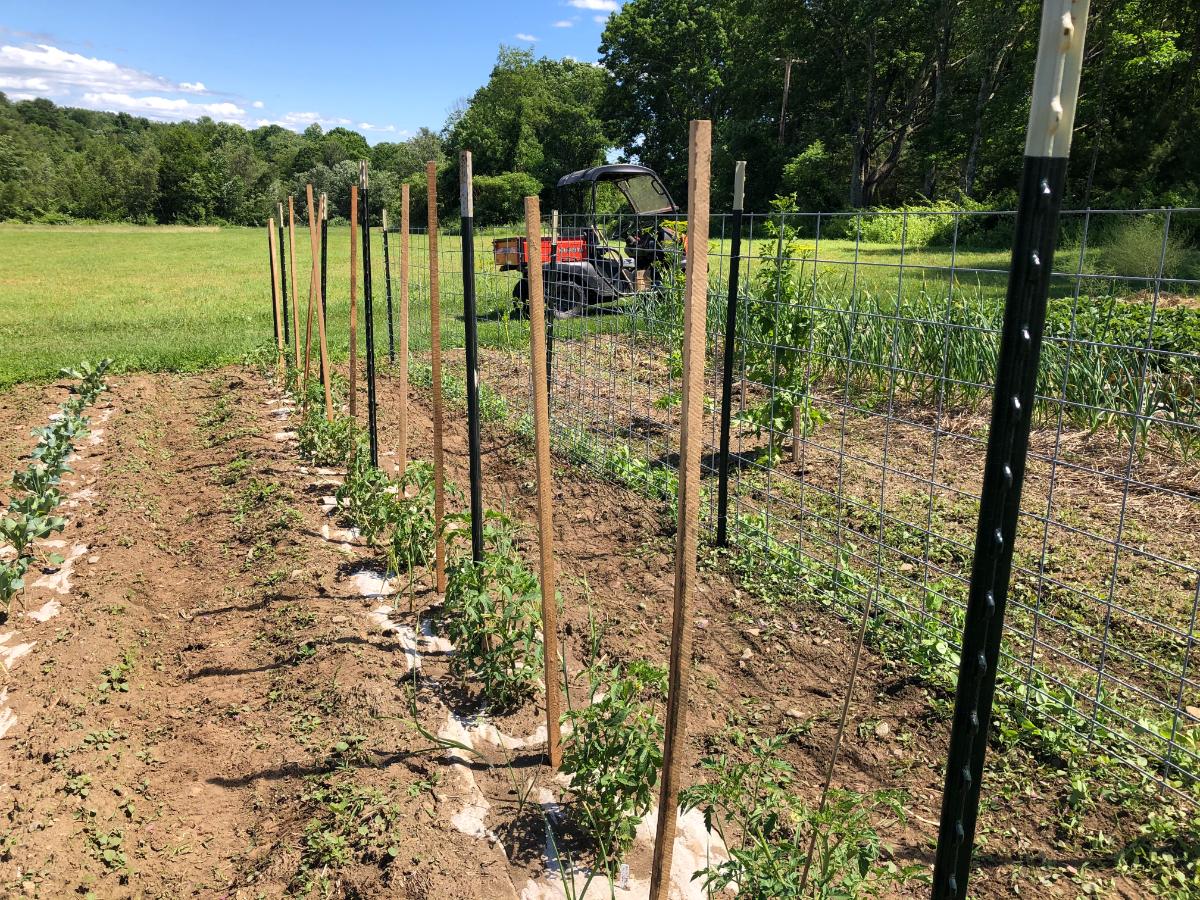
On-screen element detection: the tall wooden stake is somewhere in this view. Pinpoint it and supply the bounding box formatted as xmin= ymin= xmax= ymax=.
xmin=268 ymin=217 xmax=284 ymax=374
xmin=349 ymin=183 xmax=359 ymax=419
xmin=314 ymin=190 xmax=334 ymax=421
xmin=427 ymin=162 xmax=447 ymax=594
xmin=397 ymin=183 xmax=411 ymax=474
xmin=649 ymin=119 xmax=711 ymax=900
xmin=524 ymin=195 xmax=563 ymax=770
xmin=288 ymin=196 xmax=300 ymax=368
xmin=303 ymin=185 xmax=317 ymax=393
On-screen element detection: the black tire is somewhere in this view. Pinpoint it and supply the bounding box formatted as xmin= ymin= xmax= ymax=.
xmin=552 ymin=282 xmax=585 ymax=319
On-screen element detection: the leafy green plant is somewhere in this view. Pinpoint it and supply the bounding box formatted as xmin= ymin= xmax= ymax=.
xmin=0 ymin=361 xmax=109 ymax=618
xmin=298 ymin=409 xmax=359 ymax=467
xmin=441 ymin=512 xmax=544 ymax=710
xmin=738 ymin=194 xmax=829 ymax=464
xmin=294 ymin=774 xmax=403 ymax=891
xmin=561 ymin=659 xmax=667 ymax=862
xmin=680 ymin=731 xmax=915 ymax=899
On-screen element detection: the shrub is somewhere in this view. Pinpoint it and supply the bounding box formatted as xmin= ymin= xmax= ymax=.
xmin=1102 ymin=214 xmax=1192 ymax=280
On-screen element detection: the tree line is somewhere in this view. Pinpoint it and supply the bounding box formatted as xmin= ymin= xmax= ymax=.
xmin=0 ymin=0 xmax=1195 ymax=227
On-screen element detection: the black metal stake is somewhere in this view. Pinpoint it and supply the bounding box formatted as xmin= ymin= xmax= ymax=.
xmin=382 ymin=210 xmax=396 ymax=364
xmin=459 ymin=150 xmax=484 ymax=564
xmin=277 ymin=202 xmax=290 ymax=349
xmin=716 ymin=161 xmax=746 ymax=548
xmin=932 ymin=4 xmax=1089 ymax=898
xmin=359 ymin=162 xmax=379 ymax=468
xmin=267 ymin=223 xmax=279 ymax=342
xmin=320 ymin=194 xmax=328 ymax=385
xmin=546 ymin=209 xmax=558 ymax=403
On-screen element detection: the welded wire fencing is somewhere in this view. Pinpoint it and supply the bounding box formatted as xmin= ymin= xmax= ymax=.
xmin=450 ymin=205 xmax=1200 ymax=807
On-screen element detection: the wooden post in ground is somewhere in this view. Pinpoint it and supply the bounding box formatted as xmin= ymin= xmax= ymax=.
xmin=649 ymin=119 xmax=711 ymax=900
xmin=303 ymin=184 xmax=317 ymax=394
xmin=268 ymin=217 xmax=284 ymax=374
xmin=288 ymin=196 xmax=300 ymax=368
xmin=427 ymin=162 xmax=447 ymax=595
xmin=397 ymin=183 xmax=411 ymax=474
xmin=523 ymin=195 xmax=563 ymax=770
xmin=313 ymin=190 xmax=334 ymax=421
xmin=349 ymin=184 xmax=359 ymax=419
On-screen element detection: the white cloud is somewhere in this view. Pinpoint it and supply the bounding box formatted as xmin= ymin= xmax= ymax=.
xmin=594 ymin=14 xmax=609 ymax=22
xmin=0 ymin=40 xmax=393 ymax=139
xmin=515 ymin=32 xmax=539 ymax=42
xmin=552 ymin=19 xmax=574 ymax=27
xmin=0 ymin=43 xmax=173 ymax=96
xmin=568 ymin=0 xmax=618 ymax=10
xmin=82 ymin=91 xmax=245 ymax=122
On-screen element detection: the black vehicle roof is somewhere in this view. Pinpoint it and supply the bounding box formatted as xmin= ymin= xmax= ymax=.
xmin=555 ymin=164 xmax=661 ymax=188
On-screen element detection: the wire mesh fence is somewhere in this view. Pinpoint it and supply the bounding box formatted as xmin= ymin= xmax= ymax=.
xmin=434 ymin=205 xmax=1200 ymax=807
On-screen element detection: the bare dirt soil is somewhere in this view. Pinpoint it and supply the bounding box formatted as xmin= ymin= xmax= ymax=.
xmin=0 ymin=363 xmax=1162 ymax=898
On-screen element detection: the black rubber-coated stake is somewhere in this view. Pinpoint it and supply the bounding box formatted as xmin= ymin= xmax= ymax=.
xmin=546 ymin=209 xmax=558 ymax=403
xmin=459 ymin=150 xmax=484 ymax=564
xmin=716 ymin=161 xmax=746 ymax=548
xmin=382 ymin=210 xmax=396 ymax=364
xmin=359 ymin=162 xmax=380 ymax=468
xmin=267 ymin=224 xmax=279 ymax=341
xmin=277 ymin=202 xmax=290 ymax=348
xmin=933 ymin=4 xmax=1089 ymax=898
xmin=320 ymin=195 xmax=328 ymax=322
xmin=320 ymin=194 xmax=328 ymax=385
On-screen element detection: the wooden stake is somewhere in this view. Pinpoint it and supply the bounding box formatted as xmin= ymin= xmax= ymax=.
xmin=288 ymin=196 xmax=300 ymax=368
xmin=649 ymin=119 xmax=711 ymax=900
xmin=314 ymin=191 xmax=334 ymax=421
xmin=523 ymin=195 xmax=564 ymax=769
xmin=427 ymin=162 xmax=447 ymax=595
xmin=349 ymin=183 xmax=359 ymax=419
xmin=267 ymin=217 xmax=284 ymax=374
xmin=303 ymin=186 xmax=317 ymax=395
xmin=398 ymin=183 xmax=411 ymax=474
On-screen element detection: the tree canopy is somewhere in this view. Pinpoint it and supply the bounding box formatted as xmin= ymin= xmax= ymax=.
xmin=0 ymin=1 xmax=1196 ymax=225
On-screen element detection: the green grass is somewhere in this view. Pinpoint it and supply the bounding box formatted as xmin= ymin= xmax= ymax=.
xmin=0 ymin=223 xmax=527 ymax=389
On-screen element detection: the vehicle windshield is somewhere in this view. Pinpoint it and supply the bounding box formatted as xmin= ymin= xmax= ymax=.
xmin=615 ymin=175 xmax=674 ymax=215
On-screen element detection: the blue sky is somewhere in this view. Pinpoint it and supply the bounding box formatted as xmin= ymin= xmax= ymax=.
xmin=0 ymin=0 xmax=620 ymax=142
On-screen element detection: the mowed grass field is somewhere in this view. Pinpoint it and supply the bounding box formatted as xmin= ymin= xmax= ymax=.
xmin=0 ymin=220 xmax=1184 ymax=390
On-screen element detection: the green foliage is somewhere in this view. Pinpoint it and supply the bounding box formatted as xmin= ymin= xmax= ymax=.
xmin=442 ymin=512 xmax=544 ymax=710
xmin=680 ymin=732 xmax=914 ymax=899
xmin=444 ymin=47 xmax=610 ymax=199
xmin=296 ymin=378 xmax=360 ymax=467
xmin=0 ymin=360 xmax=109 ymax=615
xmin=561 ymin=660 xmax=666 ymax=862
xmin=1101 ymin=215 xmax=1196 ymax=279
xmin=738 ymin=195 xmax=829 ymax=463
xmin=473 ymin=172 xmax=543 ymax=227
xmin=295 ymin=774 xmax=403 ymax=890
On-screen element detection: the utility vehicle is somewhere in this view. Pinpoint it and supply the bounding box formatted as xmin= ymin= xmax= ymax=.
xmin=493 ymin=164 xmax=685 ymax=318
